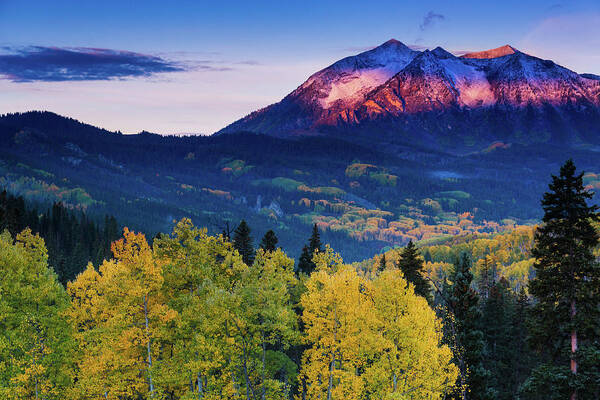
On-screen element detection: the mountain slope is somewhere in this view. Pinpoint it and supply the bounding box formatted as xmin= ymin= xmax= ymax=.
xmin=220 ymin=39 xmax=418 ymax=135
xmin=3 ymin=111 xmax=600 ymax=263
xmin=218 ymin=40 xmax=600 ymax=153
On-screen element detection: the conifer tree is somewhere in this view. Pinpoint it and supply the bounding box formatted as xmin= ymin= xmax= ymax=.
xmin=378 ymin=253 xmax=387 ymax=272
xmin=480 ymin=278 xmax=530 ymax=400
xmin=296 ymin=224 xmax=323 ymax=276
xmin=297 ymin=245 xmax=312 ymax=275
xmin=510 ymin=288 xmax=534 ymax=397
xmin=397 ymin=240 xmax=432 ymax=303
xmin=523 ymin=159 xmax=600 ymax=400
xmin=233 ymin=220 xmax=255 ymax=266
xmin=447 ymin=253 xmax=493 ymax=400
xmin=259 ymin=229 xmax=278 ymax=252
xmin=308 ymin=223 xmax=322 ymax=255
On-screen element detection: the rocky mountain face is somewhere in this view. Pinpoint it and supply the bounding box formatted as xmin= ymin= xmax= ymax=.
xmin=218 ymin=40 xmax=600 ymax=153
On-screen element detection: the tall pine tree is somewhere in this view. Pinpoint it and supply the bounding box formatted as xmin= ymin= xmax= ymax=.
xmin=378 ymin=253 xmax=387 ymax=272
xmin=233 ymin=220 xmax=255 ymax=266
xmin=447 ymin=253 xmax=493 ymax=400
xmin=259 ymin=229 xmax=278 ymax=252
xmin=397 ymin=240 xmax=432 ymax=303
xmin=523 ymin=159 xmax=600 ymax=400
xmin=480 ymin=279 xmax=534 ymax=400
xmin=297 ymin=224 xmax=323 ymax=275
xmin=308 ymin=223 xmax=322 ymax=255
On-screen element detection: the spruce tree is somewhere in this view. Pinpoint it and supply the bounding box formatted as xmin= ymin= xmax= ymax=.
xmin=523 ymin=159 xmax=600 ymax=400
xmin=233 ymin=220 xmax=255 ymax=266
xmin=297 ymin=245 xmax=313 ymax=275
xmin=259 ymin=229 xmax=278 ymax=252
xmin=447 ymin=253 xmax=493 ymax=400
xmin=397 ymin=240 xmax=432 ymax=303
xmin=511 ymin=288 xmax=534 ymax=398
xmin=308 ymin=223 xmax=322 ymax=255
xmin=296 ymin=224 xmax=323 ymax=276
xmin=480 ymin=278 xmax=533 ymax=400
xmin=378 ymin=253 xmax=387 ymax=272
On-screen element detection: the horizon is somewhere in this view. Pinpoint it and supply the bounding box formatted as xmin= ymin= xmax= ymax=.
xmin=1 ymin=1 xmax=599 ymax=134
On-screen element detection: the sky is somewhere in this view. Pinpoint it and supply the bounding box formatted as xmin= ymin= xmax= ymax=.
xmin=1 ymin=0 xmax=599 ymax=134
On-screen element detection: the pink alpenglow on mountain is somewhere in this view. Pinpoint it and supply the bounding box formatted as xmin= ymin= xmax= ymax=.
xmin=219 ymin=40 xmax=600 ymax=153
xmin=461 ymin=45 xmax=517 ymax=59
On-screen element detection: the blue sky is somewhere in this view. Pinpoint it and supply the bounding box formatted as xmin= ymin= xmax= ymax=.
xmin=1 ymin=0 xmax=599 ymax=134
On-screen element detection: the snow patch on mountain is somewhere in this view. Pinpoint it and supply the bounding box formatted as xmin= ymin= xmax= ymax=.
xmin=320 ymin=68 xmax=397 ymax=108
xmin=438 ymin=56 xmax=495 ymax=107
xmin=296 ymin=39 xmax=418 ymax=110
xmin=462 ymin=45 xmax=516 ymax=59
xmin=217 ymin=39 xmax=600 ymax=140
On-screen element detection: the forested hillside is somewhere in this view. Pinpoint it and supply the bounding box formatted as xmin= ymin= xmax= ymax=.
xmin=0 ymin=190 xmax=120 ymax=283
xmin=4 ymin=111 xmax=600 ymax=262
xmin=1 ymin=160 xmax=599 ymax=399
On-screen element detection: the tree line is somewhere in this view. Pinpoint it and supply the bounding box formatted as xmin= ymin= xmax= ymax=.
xmin=0 ymin=160 xmax=599 ymax=399
xmin=0 ymin=190 xmax=120 ymax=283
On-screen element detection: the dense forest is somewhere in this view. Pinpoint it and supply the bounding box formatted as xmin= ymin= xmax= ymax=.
xmin=6 ymin=111 xmax=600 ymax=263
xmin=1 ymin=160 xmax=599 ymax=400
xmin=0 ymin=190 xmax=120 ymax=283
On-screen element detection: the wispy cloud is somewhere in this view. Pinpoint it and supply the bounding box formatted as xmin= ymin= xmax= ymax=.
xmin=519 ymin=12 xmax=600 ymax=74
xmin=235 ymin=60 xmax=261 ymax=66
xmin=0 ymin=46 xmax=191 ymax=82
xmin=419 ymin=11 xmax=445 ymax=31
xmin=545 ymin=3 xmax=564 ymax=12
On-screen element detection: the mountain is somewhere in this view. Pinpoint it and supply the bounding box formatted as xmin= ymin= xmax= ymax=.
xmin=461 ymin=44 xmax=516 ymax=59
xmin=218 ymin=40 xmax=600 ymax=153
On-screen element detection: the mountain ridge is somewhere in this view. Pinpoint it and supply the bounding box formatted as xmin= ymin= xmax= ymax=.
xmin=218 ymin=40 xmax=600 ymax=153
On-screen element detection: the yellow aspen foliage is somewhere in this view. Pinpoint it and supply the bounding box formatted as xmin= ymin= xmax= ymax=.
xmin=65 ymin=263 xmax=108 ymax=398
xmin=300 ymin=250 xmax=457 ymax=400
xmin=233 ymin=248 xmax=300 ymax=399
xmin=154 ymin=218 xmax=245 ymax=399
xmin=68 ymin=228 xmax=176 ymax=399
xmin=300 ymin=253 xmax=376 ymax=400
xmin=0 ymin=229 xmax=74 ymax=400
xmin=152 ymin=219 xmax=299 ymax=400
xmin=365 ymin=268 xmax=458 ymax=399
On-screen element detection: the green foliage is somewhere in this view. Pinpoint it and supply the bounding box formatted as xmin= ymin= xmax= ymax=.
xmin=344 ymin=163 xmax=378 ymax=178
xmin=0 ymin=190 xmax=120 ymax=283
xmin=221 ymin=159 xmax=254 ymax=177
xmin=437 ymin=190 xmax=471 ymax=200
xmin=480 ymin=280 xmax=534 ymax=400
xmin=0 ymin=176 xmax=98 ymax=210
xmin=233 ymin=219 xmax=255 ymax=265
xmin=297 ymin=245 xmax=313 ymax=276
xmin=260 ymin=229 xmax=279 ymax=252
xmin=0 ymin=229 xmax=74 ymax=399
xmin=397 ymin=240 xmax=432 ymax=303
xmin=445 ymin=253 xmax=494 ymax=400
xmin=264 ymin=177 xmax=304 ymax=192
xmin=378 ymin=253 xmax=386 ymax=272
xmin=369 ymin=172 xmax=397 ymax=187
xmin=297 ymin=224 xmax=323 ymax=276
xmin=3 ymin=150 xmax=600 ymax=399
xmin=526 ymin=159 xmax=600 ymax=399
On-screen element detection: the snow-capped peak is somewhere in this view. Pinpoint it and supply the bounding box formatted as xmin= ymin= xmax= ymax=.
xmin=462 ymin=45 xmax=517 ymax=59
xmin=430 ymin=47 xmax=455 ymax=59
xmin=296 ymin=39 xmax=419 ymax=110
xmin=218 ymin=39 xmax=600 ymax=143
